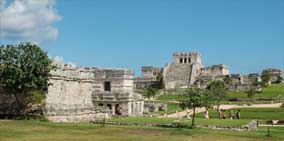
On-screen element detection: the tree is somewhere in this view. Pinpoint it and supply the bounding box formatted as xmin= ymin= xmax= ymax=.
xmin=207 ymin=80 xmax=228 ymax=111
xmin=0 ymin=43 xmax=54 ymax=118
xmin=261 ymin=72 xmax=271 ymax=87
xmin=246 ymin=87 xmax=257 ymax=103
xmin=143 ymin=87 xmax=158 ymax=102
xmin=179 ymin=88 xmax=213 ymax=126
xmin=155 ymin=71 xmax=164 ymax=89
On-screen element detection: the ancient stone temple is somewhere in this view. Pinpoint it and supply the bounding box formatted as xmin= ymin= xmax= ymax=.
xmin=163 ymin=52 xmax=204 ymax=89
xmin=45 ymin=64 xmax=143 ymax=122
xmin=163 ymin=52 xmax=229 ymax=89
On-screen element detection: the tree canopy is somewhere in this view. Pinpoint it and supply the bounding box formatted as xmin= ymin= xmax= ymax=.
xmin=180 ymin=88 xmax=213 ymax=126
xmin=207 ymin=80 xmax=228 ymax=111
xmin=0 ymin=43 xmax=54 ymax=117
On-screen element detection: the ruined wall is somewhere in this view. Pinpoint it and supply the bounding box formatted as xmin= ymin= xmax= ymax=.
xmin=141 ymin=66 xmax=162 ymax=78
xmin=91 ymin=68 xmax=144 ymax=117
xmin=229 ymin=73 xmax=260 ymax=91
xmin=45 ymin=66 xmax=110 ymax=122
xmin=201 ymin=64 xmax=230 ymax=77
xmin=262 ymin=69 xmax=282 ymax=84
xmin=46 ymin=66 xmax=144 ymax=122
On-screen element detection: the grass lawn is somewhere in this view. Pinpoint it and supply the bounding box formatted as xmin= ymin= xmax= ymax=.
xmin=108 ymin=117 xmax=251 ymax=126
xmin=156 ymin=94 xmax=187 ymax=102
xmin=228 ymin=84 xmax=284 ymax=100
xmin=153 ymin=102 xmax=183 ymax=115
xmin=156 ymin=84 xmax=284 ymax=104
xmin=195 ymin=108 xmax=284 ymax=120
xmin=0 ymin=120 xmax=284 ymax=141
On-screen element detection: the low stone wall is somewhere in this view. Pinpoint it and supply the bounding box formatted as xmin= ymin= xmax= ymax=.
xmin=197 ymin=120 xmax=258 ymax=131
xmin=143 ymin=102 xmax=167 ymax=114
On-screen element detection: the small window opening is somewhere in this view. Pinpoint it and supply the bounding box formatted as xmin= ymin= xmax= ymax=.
xmin=104 ymin=81 xmax=111 ymax=92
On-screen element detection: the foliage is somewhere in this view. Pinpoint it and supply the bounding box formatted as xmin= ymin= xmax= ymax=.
xmin=0 ymin=43 xmax=54 ymax=117
xmin=143 ymin=87 xmax=159 ymax=101
xmin=155 ymin=71 xmax=164 ymax=89
xmin=207 ymin=80 xmax=228 ymax=110
xmin=179 ymin=88 xmax=213 ymax=126
xmin=246 ymin=87 xmax=257 ymax=102
xmin=261 ymin=71 xmax=271 ymax=87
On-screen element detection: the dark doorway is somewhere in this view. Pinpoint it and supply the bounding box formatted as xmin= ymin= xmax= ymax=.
xmin=115 ymin=104 xmax=121 ymax=115
xmin=107 ymin=104 xmax=112 ymax=110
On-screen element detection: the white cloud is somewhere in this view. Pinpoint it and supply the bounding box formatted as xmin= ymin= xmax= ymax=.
xmin=0 ymin=0 xmax=61 ymax=43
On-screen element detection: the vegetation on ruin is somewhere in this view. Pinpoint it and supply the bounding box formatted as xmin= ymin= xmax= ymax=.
xmin=0 ymin=120 xmax=283 ymax=141
xmin=0 ymin=43 xmax=54 ymax=118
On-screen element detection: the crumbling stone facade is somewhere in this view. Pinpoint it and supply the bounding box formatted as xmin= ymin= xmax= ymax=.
xmin=134 ymin=66 xmax=162 ymax=89
xmin=163 ymin=52 xmax=229 ymax=89
xmin=163 ymin=52 xmax=204 ymax=89
xmin=262 ymin=69 xmax=282 ymax=84
xmin=45 ymin=64 xmax=143 ymax=122
xmin=134 ymin=52 xmax=282 ymax=91
xmin=229 ymin=73 xmax=261 ymax=91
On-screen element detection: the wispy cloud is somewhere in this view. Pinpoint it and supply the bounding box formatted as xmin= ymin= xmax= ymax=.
xmin=0 ymin=0 xmax=61 ymax=44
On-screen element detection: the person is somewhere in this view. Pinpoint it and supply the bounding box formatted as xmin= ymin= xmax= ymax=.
xmin=204 ymin=108 xmax=209 ymax=119
xmin=230 ymin=110 xmax=234 ymax=120
xmin=236 ymin=110 xmax=241 ymax=119
xmin=219 ymin=109 xmax=222 ymax=119
xmin=222 ymin=109 xmax=227 ymax=119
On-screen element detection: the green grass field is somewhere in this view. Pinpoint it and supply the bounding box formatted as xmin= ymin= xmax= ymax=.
xmin=195 ymin=108 xmax=284 ymax=120
xmin=108 ymin=117 xmax=251 ymax=126
xmin=228 ymin=84 xmax=284 ymax=100
xmin=157 ymin=94 xmax=187 ymax=102
xmin=0 ymin=121 xmax=284 ymax=141
xmin=0 ymin=120 xmax=284 ymax=141
xmin=156 ymin=84 xmax=284 ymax=103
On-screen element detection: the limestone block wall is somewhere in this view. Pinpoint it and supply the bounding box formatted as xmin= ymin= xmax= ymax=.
xmin=45 ymin=67 xmax=107 ymax=122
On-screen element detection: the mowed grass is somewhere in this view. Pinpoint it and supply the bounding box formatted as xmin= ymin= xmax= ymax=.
xmin=108 ymin=117 xmax=251 ymax=126
xmin=195 ymin=108 xmax=284 ymax=120
xmin=228 ymin=84 xmax=284 ymax=100
xmin=157 ymin=94 xmax=187 ymax=102
xmin=156 ymin=84 xmax=284 ymax=103
xmin=1 ymin=120 xmax=284 ymax=141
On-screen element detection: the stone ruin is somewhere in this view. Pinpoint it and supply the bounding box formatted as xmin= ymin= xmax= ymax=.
xmin=262 ymin=69 xmax=282 ymax=84
xmin=134 ymin=52 xmax=281 ymax=91
xmin=44 ymin=64 xmax=144 ymax=122
xmin=134 ymin=66 xmax=163 ymax=89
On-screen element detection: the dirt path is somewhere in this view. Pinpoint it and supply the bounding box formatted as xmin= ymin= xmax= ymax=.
xmin=159 ymin=103 xmax=283 ymax=118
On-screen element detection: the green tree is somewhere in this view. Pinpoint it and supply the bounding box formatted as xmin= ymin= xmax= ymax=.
xmin=0 ymin=43 xmax=54 ymax=118
xmin=155 ymin=71 xmax=164 ymax=89
xmin=179 ymin=88 xmax=213 ymax=126
xmin=207 ymin=80 xmax=228 ymax=111
xmin=246 ymin=87 xmax=257 ymax=103
xmin=143 ymin=87 xmax=159 ymax=102
xmin=261 ymin=72 xmax=271 ymax=87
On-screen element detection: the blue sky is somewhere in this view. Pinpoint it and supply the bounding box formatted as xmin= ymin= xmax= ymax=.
xmin=1 ymin=0 xmax=283 ymax=76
